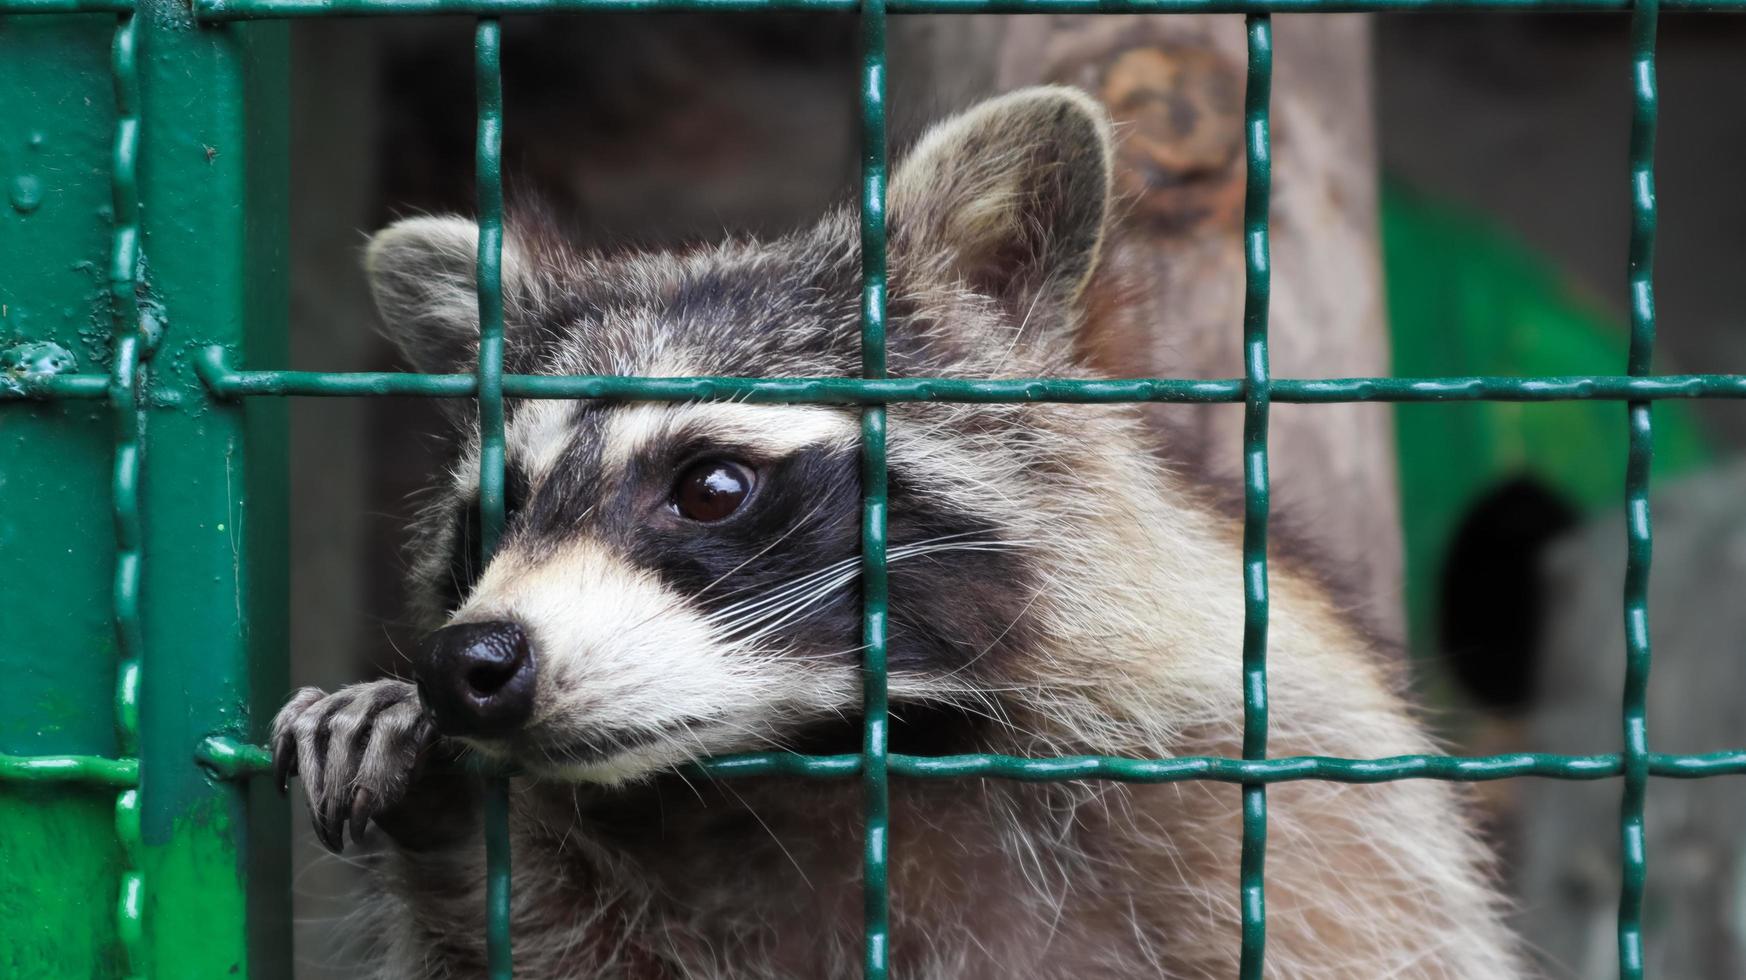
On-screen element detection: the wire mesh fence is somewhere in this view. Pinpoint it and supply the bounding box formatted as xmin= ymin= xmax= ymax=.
xmin=3 ymin=0 xmax=1746 ymax=977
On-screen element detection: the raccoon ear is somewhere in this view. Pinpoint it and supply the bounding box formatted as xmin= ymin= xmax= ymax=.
xmin=889 ymin=86 xmax=1114 ymax=327
xmin=364 ymin=215 xmax=537 ymax=375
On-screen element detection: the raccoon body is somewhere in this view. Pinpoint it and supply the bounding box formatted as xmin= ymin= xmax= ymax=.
xmin=275 ymin=88 xmax=1521 ymax=978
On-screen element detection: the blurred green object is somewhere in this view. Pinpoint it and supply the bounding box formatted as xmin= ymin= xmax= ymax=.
xmin=1382 ymin=182 xmax=1714 ymax=658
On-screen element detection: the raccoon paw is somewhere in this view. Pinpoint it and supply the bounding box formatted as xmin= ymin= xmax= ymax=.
xmin=272 ymin=680 xmax=436 ymax=853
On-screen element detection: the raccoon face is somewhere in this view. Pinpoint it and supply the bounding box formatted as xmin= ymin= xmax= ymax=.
xmin=367 ymin=87 xmax=1115 ymax=783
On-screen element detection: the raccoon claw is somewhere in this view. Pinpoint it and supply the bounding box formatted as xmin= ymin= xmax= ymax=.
xmin=271 ymin=686 xmax=322 ymax=795
xmin=317 ymin=790 xmax=350 ymax=853
xmin=350 ymin=787 xmax=373 ymax=843
xmin=270 ymin=680 xmax=435 ymax=853
xmin=273 ymin=736 xmax=294 ymax=796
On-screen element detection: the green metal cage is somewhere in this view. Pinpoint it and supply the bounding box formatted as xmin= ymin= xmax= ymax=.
xmin=2 ymin=0 xmax=1744 ymax=977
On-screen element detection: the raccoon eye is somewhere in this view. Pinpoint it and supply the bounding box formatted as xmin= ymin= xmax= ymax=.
xmin=671 ymin=460 xmax=755 ymax=523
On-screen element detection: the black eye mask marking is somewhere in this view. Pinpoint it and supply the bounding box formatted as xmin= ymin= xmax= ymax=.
xmin=435 ymin=412 xmax=1038 ymax=690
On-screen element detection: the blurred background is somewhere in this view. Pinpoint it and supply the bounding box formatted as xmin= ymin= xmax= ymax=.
xmin=283 ymin=13 xmax=1746 ymax=978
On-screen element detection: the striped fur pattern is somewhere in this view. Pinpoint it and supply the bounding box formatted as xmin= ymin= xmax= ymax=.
xmin=273 ymin=87 xmax=1522 ymax=977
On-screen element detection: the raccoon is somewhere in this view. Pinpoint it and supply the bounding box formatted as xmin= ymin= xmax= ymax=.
xmin=275 ymin=87 xmax=1521 ymax=978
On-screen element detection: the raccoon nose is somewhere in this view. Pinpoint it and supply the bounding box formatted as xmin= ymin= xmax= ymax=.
xmin=416 ymin=621 xmax=536 ymax=737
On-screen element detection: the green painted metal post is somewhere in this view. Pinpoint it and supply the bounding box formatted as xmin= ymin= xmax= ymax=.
xmin=0 ymin=1 xmax=289 ymax=975
xmin=131 ymin=1 xmax=289 ymax=975
xmin=1 ymin=11 xmax=139 ymax=977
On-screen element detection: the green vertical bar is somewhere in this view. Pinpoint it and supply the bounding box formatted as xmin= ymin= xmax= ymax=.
xmin=106 ymin=12 xmax=145 ymax=977
xmin=134 ymin=2 xmax=289 ymax=975
xmin=1618 ymin=0 xmax=1658 ymax=975
xmin=473 ymin=17 xmax=515 ymax=979
xmin=1237 ymin=14 xmax=1272 ymax=980
xmin=858 ymin=0 xmax=891 ymax=977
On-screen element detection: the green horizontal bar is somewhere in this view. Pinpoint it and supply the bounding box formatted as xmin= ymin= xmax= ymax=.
xmin=195 ymin=739 xmax=1746 ymax=783
xmin=0 ymin=375 xmax=113 ymax=400
xmin=14 ymin=358 xmax=1746 ymax=406
xmin=875 ymin=750 xmax=1746 ymax=782
xmin=188 ymin=360 xmax=1746 ymax=406
xmin=0 ymin=0 xmax=132 ymax=12
xmin=1276 ymin=376 xmax=1746 ymax=401
xmin=0 ymin=752 xmax=139 ymax=787
xmin=194 ymin=736 xmax=272 ymax=779
xmin=708 ymin=749 xmax=1746 ymax=782
xmin=191 ymin=0 xmax=1746 ymax=19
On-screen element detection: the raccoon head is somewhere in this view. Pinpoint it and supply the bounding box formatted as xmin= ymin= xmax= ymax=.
xmin=367 ymin=87 xmax=1117 ymax=783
